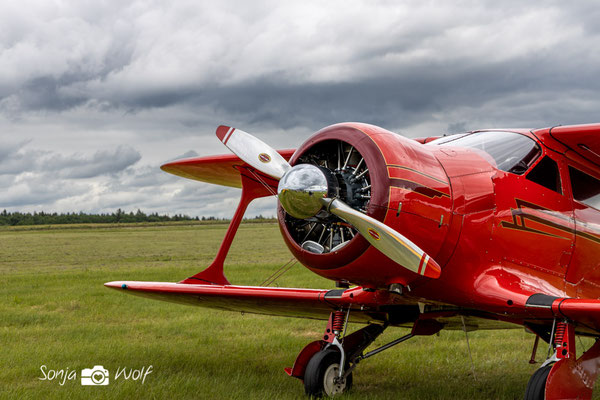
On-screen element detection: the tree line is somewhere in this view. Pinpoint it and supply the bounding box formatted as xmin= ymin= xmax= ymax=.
xmin=0 ymin=209 xmax=275 ymax=226
xmin=0 ymin=209 xmax=201 ymax=226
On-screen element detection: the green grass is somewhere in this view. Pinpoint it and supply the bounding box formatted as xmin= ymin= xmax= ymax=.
xmin=1 ymin=222 xmax=597 ymax=399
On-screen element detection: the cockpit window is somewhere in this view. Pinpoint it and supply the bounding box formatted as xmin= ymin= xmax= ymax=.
xmin=527 ymin=156 xmax=562 ymax=194
xmin=569 ymin=166 xmax=600 ymax=209
xmin=427 ymin=133 xmax=469 ymax=145
xmin=427 ymin=131 xmax=541 ymax=175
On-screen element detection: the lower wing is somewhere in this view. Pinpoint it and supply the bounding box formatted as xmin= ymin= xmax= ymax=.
xmin=526 ymin=294 xmax=600 ymax=334
xmin=105 ymin=281 xmax=380 ymax=323
xmin=104 ymin=280 xmax=522 ymax=331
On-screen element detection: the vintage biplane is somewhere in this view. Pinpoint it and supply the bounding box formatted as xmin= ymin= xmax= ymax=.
xmin=106 ymin=122 xmax=600 ymax=399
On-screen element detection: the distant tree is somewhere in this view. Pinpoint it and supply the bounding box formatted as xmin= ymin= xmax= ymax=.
xmin=0 ymin=209 xmax=204 ymax=226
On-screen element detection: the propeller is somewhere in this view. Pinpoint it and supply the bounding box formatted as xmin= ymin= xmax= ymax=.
xmin=322 ymin=198 xmax=441 ymax=278
xmin=216 ymin=125 xmax=442 ymax=279
xmin=216 ymin=126 xmax=290 ymax=179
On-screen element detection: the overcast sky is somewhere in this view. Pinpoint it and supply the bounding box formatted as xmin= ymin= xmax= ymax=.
xmin=1 ymin=1 xmax=599 ymax=218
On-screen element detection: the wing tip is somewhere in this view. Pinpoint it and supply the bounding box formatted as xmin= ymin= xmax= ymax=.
xmin=104 ymin=281 xmax=127 ymax=290
xmin=159 ymin=163 xmax=173 ymax=173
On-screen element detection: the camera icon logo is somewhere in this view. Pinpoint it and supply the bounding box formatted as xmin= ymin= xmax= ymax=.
xmin=81 ymin=365 xmax=110 ymax=386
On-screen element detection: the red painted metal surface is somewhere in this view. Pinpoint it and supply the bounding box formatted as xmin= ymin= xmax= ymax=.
xmin=153 ymin=123 xmax=600 ymax=313
xmin=278 ymin=123 xmax=454 ymax=287
xmin=108 ymin=122 xmax=600 ymax=398
xmin=548 ymin=123 xmax=600 ymax=166
xmin=278 ymin=124 xmax=387 ymax=272
xmin=285 ymin=340 xmax=324 ymax=379
xmin=105 ymin=281 xmax=335 ymax=318
xmin=554 ymin=322 xmax=575 ymax=360
xmin=551 ymin=298 xmax=600 ymax=332
xmin=410 ymin=317 xmax=444 ymax=336
xmin=160 ymin=149 xmax=295 ymax=188
xmin=104 ymin=282 xmax=390 ymax=324
xmin=179 ymin=171 xmax=278 ymax=285
xmin=545 ymin=333 xmax=600 ymax=400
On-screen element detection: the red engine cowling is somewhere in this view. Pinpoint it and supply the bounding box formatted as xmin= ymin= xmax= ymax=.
xmin=278 ymin=123 xmax=457 ymax=288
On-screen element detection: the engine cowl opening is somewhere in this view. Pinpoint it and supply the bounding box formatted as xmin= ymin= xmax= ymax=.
xmin=283 ymin=139 xmax=371 ymax=254
xmin=278 ymin=123 xmax=390 ymax=272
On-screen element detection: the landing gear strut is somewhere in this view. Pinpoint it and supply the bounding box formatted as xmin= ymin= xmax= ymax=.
xmin=524 ymin=320 xmax=600 ymax=400
xmin=288 ymin=310 xmax=444 ymax=397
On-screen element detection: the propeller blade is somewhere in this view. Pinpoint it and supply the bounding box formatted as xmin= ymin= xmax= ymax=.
xmin=322 ymin=198 xmax=442 ymax=279
xmin=216 ymin=125 xmax=291 ymax=180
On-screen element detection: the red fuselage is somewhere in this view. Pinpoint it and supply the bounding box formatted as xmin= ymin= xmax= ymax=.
xmin=278 ymin=123 xmax=600 ymax=316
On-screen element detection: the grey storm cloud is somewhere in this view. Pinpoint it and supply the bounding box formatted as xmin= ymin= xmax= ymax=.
xmin=0 ymin=140 xmax=38 ymax=175
xmin=0 ymin=173 xmax=90 ymax=207
xmin=0 ymin=139 xmax=30 ymax=161
xmin=1 ymin=1 xmax=600 ymax=216
xmin=164 ymin=150 xmax=200 ymax=163
xmin=0 ymin=142 xmax=142 ymax=209
xmin=0 ymin=143 xmax=141 ymax=178
xmin=3 ymin=1 xmax=600 ymax=124
xmin=44 ymin=146 xmax=142 ymax=179
xmin=118 ymin=165 xmax=173 ymax=188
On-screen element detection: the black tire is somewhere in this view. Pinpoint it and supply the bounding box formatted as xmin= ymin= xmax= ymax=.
xmin=524 ymin=364 xmax=552 ymax=400
xmin=304 ymin=348 xmax=353 ymax=398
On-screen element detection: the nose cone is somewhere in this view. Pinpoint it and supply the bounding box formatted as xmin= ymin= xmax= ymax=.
xmin=277 ymin=164 xmax=329 ymax=219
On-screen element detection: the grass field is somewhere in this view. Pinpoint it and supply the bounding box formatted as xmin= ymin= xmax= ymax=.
xmin=1 ymin=221 xmax=597 ymax=399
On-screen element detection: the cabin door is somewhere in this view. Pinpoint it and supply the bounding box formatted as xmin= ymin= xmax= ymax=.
xmin=492 ymin=154 xmax=575 ymax=277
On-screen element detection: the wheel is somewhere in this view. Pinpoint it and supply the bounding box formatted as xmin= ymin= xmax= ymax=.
xmin=524 ymin=364 xmax=552 ymax=400
xmin=304 ymin=348 xmax=353 ymax=397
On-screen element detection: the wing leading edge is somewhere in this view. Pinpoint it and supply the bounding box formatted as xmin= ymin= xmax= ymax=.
xmin=525 ymin=294 xmax=600 ymax=334
xmin=104 ymin=281 xmax=385 ymax=323
xmin=548 ymin=124 xmax=600 ymax=166
xmin=160 ymin=149 xmax=295 ymax=188
xmin=104 ymin=280 xmax=535 ymax=331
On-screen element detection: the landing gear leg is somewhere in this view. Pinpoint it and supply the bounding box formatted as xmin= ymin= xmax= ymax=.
xmin=524 ymin=320 xmax=600 ymax=400
xmin=291 ymin=311 xmax=386 ymax=397
xmin=303 ymin=310 xmax=367 ymax=397
xmin=289 ymin=312 xmax=444 ymax=397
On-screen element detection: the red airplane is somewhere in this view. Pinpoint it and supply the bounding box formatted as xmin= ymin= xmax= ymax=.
xmin=105 ymin=122 xmax=600 ymax=399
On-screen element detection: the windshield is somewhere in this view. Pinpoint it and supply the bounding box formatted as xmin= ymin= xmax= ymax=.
xmin=427 ymin=131 xmax=541 ymax=175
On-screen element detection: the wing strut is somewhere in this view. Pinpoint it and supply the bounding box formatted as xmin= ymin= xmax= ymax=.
xmin=179 ymin=167 xmax=279 ymax=285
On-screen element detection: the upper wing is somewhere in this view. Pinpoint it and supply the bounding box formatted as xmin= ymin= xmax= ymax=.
xmin=549 ymin=124 xmax=600 ymax=166
xmin=160 ymin=149 xmax=295 ymax=187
